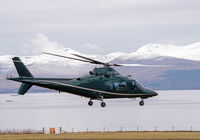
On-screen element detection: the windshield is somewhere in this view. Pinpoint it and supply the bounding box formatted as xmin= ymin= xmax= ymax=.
xmin=135 ymin=80 xmax=146 ymax=90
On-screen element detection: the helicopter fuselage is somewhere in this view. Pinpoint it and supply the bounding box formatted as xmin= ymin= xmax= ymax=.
xmin=9 ymin=67 xmax=157 ymax=99
xmin=8 ymin=57 xmax=158 ymax=107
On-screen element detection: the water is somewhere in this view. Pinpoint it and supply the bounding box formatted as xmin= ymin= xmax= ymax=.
xmin=0 ymin=90 xmax=200 ymax=132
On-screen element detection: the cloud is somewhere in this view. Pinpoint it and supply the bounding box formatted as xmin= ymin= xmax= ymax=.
xmin=21 ymin=34 xmax=102 ymax=56
xmin=81 ymin=43 xmax=102 ymax=51
xmin=1 ymin=0 xmax=200 ymax=55
xmin=80 ymin=43 xmax=102 ymax=54
xmin=21 ymin=33 xmax=64 ymax=55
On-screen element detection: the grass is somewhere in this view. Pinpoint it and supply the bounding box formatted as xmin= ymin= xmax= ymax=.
xmin=0 ymin=131 xmax=200 ymax=140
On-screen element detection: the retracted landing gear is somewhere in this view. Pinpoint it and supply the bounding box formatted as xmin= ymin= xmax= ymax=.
xmin=88 ymin=100 xmax=93 ymax=106
xmin=139 ymin=100 xmax=144 ymax=106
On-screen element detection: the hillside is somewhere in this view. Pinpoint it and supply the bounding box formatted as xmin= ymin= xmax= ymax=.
xmin=1 ymin=42 xmax=200 ymax=92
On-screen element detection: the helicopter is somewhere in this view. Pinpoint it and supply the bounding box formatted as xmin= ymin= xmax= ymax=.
xmin=7 ymin=52 xmax=158 ymax=107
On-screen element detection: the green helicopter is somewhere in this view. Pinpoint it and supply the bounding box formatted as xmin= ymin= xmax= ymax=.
xmin=7 ymin=52 xmax=158 ymax=107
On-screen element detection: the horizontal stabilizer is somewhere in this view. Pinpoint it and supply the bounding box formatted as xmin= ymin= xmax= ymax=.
xmin=18 ymin=83 xmax=32 ymax=95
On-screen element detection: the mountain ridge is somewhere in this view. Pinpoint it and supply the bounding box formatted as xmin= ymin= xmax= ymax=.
xmin=1 ymin=42 xmax=200 ymax=91
xmin=1 ymin=42 xmax=200 ymax=66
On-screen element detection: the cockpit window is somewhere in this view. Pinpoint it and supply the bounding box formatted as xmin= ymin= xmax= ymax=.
xmin=119 ymin=82 xmax=126 ymax=88
xmin=130 ymin=81 xmax=136 ymax=90
xmin=135 ymin=80 xmax=145 ymax=90
xmin=113 ymin=82 xmax=119 ymax=90
xmin=113 ymin=82 xmax=127 ymax=91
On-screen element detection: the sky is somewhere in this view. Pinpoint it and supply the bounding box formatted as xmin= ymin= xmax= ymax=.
xmin=0 ymin=0 xmax=200 ymax=55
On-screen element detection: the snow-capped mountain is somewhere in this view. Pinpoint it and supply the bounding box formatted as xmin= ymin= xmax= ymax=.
xmin=128 ymin=42 xmax=200 ymax=60
xmin=1 ymin=42 xmax=200 ymax=91
xmin=2 ymin=42 xmax=200 ymax=70
xmin=0 ymin=48 xmax=129 ymax=82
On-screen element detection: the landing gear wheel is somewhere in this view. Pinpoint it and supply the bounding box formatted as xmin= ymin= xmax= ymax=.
xmin=101 ymin=102 xmax=106 ymax=107
xmin=139 ymin=100 xmax=144 ymax=106
xmin=88 ymin=100 xmax=93 ymax=106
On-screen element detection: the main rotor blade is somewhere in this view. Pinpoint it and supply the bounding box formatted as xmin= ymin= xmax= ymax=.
xmin=120 ymin=64 xmax=166 ymax=67
xmin=72 ymin=54 xmax=107 ymax=66
xmin=42 ymin=52 xmax=94 ymax=63
xmin=109 ymin=64 xmax=123 ymax=66
xmin=42 ymin=52 xmax=166 ymax=67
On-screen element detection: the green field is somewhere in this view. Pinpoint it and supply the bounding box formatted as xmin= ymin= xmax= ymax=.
xmin=0 ymin=131 xmax=200 ymax=140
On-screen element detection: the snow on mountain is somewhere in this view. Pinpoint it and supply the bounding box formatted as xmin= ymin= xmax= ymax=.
xmin=0 ymin=48 xmax=126 ymax=69
xmin=129 ymin=42 xmax=200 ymax=60
xmin=0 ymin=48 xmax=127 ymax=77
xmin=87 ymin=52 xmax=128 ymax=63
xmin=2 ymin=42 xmax=200 ymax=91
xmin=1 ymin=42 xmax=200 ymax=75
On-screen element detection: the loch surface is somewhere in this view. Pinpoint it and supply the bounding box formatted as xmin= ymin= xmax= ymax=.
xmin=0 ymin=90 xmax=200 ymax=132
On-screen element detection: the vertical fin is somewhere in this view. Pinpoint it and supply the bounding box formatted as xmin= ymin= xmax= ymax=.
xmin=12 ymin=57 xmax=33 ymax=95
xmin=12 ymin=57 xmax=33 ymax=77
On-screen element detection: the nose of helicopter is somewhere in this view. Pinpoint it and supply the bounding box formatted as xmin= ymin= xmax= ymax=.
xmin=152 ymin=91 xmax=158 ymax=96
xmin=145 ymin=88 xmax=158 ymax=96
